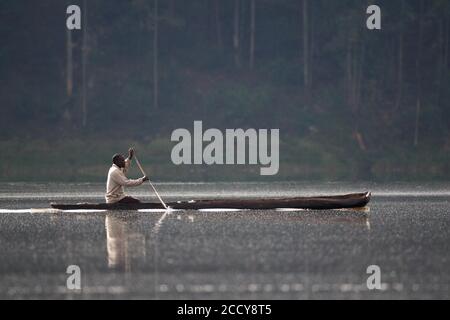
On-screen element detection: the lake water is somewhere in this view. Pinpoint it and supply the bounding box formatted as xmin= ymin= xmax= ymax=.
xmin=0 ymin=181 xmax=449 ymax=299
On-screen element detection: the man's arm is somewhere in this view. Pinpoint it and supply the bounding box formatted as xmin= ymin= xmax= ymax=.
xmin=127 ymin=148 xmax=134 ymax=160
xmin=123 ymin=148 xmax=135 ymax=173
xmin=122 ymin=148 xmax=149 ymax=182
xmin=111 ymin=170 xmax=144 ymax=187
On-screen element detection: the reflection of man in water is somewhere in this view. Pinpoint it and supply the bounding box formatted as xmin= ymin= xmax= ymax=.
xmin=105 ymin=148 xmax=149 ymax=204
xmin=105 ymin=214 xmax=146 ymax=271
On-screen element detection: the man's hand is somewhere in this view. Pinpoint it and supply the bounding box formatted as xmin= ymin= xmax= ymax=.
xmin=142 ymin=176 xmax=150 ymax=182
xmin=128 ymin=148 xmax=135 ymax=160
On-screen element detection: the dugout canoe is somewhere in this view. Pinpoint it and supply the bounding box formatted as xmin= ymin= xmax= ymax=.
xmin=50 ymin=192 xmax=371 ymax=211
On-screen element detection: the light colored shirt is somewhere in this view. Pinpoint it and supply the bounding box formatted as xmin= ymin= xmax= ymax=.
xmin=105 ymin=159 xmax=144 ymax=203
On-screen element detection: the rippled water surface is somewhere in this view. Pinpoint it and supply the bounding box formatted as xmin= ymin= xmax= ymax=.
xmin=0 ymin=182 xmax=449 ymax=299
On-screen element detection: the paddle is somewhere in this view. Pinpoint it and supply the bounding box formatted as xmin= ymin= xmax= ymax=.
xmin=134 ymin=155 xmax=169 ymax=210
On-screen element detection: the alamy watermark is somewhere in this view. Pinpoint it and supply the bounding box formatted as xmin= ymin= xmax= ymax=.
xmin=366 ymin=265 xmax=382 ymax=290
xmin=66 ymin=265 xmax=81 ymax=290
xmin=66 ymin=5 xmax=81 ymax=30
xmin=366 ymin=5 xmax=381 ymax=30
xmin=171 ymin=121 xmax=279 ymax=176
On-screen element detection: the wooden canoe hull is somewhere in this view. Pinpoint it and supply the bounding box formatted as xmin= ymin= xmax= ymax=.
xmin=50 ymin=192 xmax=371 ymax=211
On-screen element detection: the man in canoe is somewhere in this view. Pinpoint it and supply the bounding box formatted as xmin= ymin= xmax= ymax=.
xmin=105 ymin=148 xmax=149 ymax=204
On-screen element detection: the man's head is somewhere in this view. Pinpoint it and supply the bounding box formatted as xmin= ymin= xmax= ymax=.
xmin=112 ymin=153 xmax=126 ymax=168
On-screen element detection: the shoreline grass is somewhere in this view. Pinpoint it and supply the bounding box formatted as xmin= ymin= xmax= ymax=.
xmin=0 ymin=138 xmax=449 ymax=182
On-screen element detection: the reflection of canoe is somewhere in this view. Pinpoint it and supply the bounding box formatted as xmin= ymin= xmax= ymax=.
xmin=50 ymin=192 xmax=371 ymax=211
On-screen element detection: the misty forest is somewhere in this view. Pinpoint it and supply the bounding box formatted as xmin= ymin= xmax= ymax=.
xmin=0 ymin=0 xmax=449 ymax=181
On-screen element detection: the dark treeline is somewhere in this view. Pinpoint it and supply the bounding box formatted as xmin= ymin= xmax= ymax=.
xmin=0 ymin=0 xmax=449 ymax=180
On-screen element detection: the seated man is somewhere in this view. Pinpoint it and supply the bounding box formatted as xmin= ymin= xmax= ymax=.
xmin=105 ymin=148 xmax=149 ymax=204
